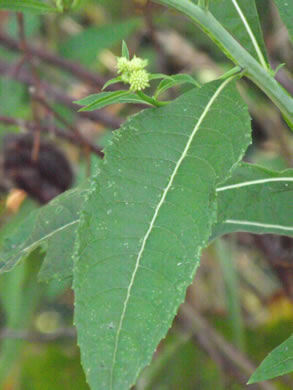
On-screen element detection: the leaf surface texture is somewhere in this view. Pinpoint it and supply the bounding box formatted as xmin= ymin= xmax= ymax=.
xmin=74 ymin=79 xmax=251 ymax=390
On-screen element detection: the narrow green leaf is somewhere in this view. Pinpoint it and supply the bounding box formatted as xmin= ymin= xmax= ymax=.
xmin=0 ymin=0 xmax=59 ymax=14
xmin=209 ymin=0 xmax=268 ymax=63
xmin=77 ymin=91 xmax=131 ymax=111
xmin=102 ymin=77 xmax=123 ymax=91
xmin=154 ymin=74 xmax=200 ymax=98
xmin=148 ymin=73 xmax=171 ymax=81
xmin=121 ymin=40 xmax=130 ymax=60
xmin=74 ymin=79 xmax=251 ymax=390
xmin=248 ymin=334 xmax=293 ymax=383
xmin=273 ymin=0 xmax=293 ymax=42
xmin=283 ymin=114 xmax=293 ymax=132
xmin=0 ymin=186 xmax=86 ymax=281
xmin=75 ymin=93 xmax=117 ymax=107
xmin=75 ymin=91 xmax=153 ymax=111
xmin=212 ymin=163 xmax=293 ymax=239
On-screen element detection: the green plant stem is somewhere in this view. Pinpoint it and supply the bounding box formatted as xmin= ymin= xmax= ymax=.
xmin=136 ymin=91 xmax=169 ymax=107
xmin=152 ymin=0 xmax=293 ymax=126
xmin=218 ymin=66 xmax=242 ymax=80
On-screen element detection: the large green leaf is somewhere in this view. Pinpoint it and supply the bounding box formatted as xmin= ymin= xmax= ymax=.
xmin=0 ymin=186 xmax=87 ymax=282
xmin=273 ymin=0 xmax=293 ymax=42
xmin=209 ymin=0 xmax=268 ymax=63
xmin=60 ymin=20 xmax=141 ymax=66
xmin=212 ymin=163 xmax=293 ymax=239
xmin=248 ymin=334 xmax=293 ymax=383
xmin=74 ymin=79 xmax=251 ymax=390
xmin=0 ymin=0 xmax=59 ymax=14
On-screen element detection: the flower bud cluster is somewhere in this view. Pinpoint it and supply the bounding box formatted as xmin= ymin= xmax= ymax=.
xmin=116 ymin=55 xmax=150 ymax=92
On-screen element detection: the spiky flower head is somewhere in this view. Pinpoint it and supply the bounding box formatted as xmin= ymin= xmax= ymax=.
xmin=121 ymin=72 xmax=131 ymax=84
xmin=129 ymin=69 xmax=150 ymax=92
xmin=116 ymin=56 xmax=130 ymax=75
xmin=128 ymin=55 xmax=148 ymax=72
xmin=116 ymin=55 xmax=148 ymax=74
xmin=116 ymin=54 xmax=150 ymax=92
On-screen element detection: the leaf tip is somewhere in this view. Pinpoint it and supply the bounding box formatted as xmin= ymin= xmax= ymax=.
xmin=122 ymin=40 xmax=130 ymax=60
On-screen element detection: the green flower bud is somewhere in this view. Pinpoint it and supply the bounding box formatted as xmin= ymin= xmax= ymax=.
xmin=128 ymin=56 xmax=148 ymax=72
xmin=121 ymin=72 xmax=131 ymax=83
xmin=129 ymin=70 xmax=150 ymax=92
xmin=116 ymin=55 xmax=150 ymax=91
xmin=116 ymin=57 xmax=130 ymax=74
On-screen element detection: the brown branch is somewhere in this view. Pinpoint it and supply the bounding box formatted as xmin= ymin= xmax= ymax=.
xmin=30 ymin=90 xmax=105 ymax=159
xmin=16 ymin=13 xmax=43 ymax=162
xmin=0 ymin=59 xmax=123 ymax=129
xmin=0 ymin=31 xmax=118 ymax=89
xmin=0 ymin=327 xmax=76 ymax=343
xmin=1 ymin=16 xmax=113 ymax=162
xmin=0 ymin=115 xmax=104 ymax=158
